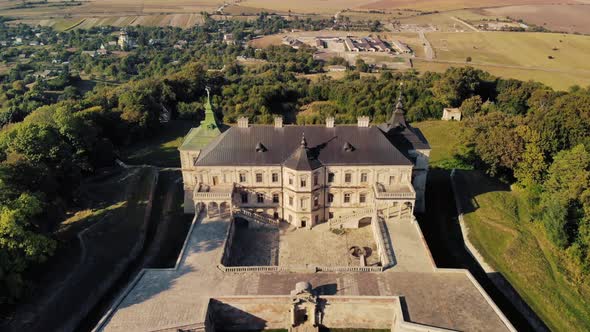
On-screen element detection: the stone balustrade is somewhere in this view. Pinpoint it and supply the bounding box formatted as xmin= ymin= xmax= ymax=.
xmin=373 ymin=182 xmax=416 ymax=200
xmin=194 ymin=183 xmax=234 ymax=200
xmin=315 ymin=266 xmax=383 ymax=272
xmin=234 ymin=208 xmax=279 ymax=225
xmin=218 ymin=265 xmax=282 ymax=273
xmin=328 ymin=207 xmax=375 ymax=228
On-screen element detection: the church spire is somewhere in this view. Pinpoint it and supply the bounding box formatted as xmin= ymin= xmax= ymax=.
xmin=200 ymin=87 xmax=219 ymax=130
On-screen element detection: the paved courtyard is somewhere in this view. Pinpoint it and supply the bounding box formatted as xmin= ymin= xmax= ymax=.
xmin=227 ymin=224 xmax=279 ymax=266
xmin=278 ymin=222 xmax=379 ymax=267
xmin=96 ymin=211 xmax=513 ymax=332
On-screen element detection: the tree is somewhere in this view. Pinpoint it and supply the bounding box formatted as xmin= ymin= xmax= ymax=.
xmin=355 ymin=58 xmax=369 ymax=73
xmin=514 ymin=125 xmax=547 ymax=188
xmin=541 ymin=145 xmax=590 ymax=249
xmin=0 ymin=193 xmax=56 ymax=303
xmin=459 ymin=95 xmax=483 ymax=117
xmin=431 ymin=67 xmax=489 ymax=107
xmin=462 ymin=112 xmax=525 ymax=177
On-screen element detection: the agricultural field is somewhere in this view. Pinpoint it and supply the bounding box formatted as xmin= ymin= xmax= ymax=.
xmin=484 ymin=4 xmax=590 ymax=34
xmin=422 ymin=31 xmax=590 ymax=90
xmin=0 ymin=0 xmax=215 ymax=29
xmin=357 ymin=0 xmax=581 ymax=11
xmin=413 ymin=59 xmax=590 ymax=91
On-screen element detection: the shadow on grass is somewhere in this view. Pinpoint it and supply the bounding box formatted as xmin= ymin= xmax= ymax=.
xmin=416 ymin=168 xmax=548 ymax=332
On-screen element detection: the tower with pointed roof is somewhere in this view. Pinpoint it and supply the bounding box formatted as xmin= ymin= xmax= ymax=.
xmin=178 ymin=91 xmax=224 ymax=213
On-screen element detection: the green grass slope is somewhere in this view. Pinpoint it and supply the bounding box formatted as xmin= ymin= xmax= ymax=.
xmin=414 ymin=119 xmax=590 ymax=331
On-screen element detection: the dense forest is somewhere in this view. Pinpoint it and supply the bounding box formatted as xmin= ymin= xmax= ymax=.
xmin=0 ymin=15 xmax=589 ymax=306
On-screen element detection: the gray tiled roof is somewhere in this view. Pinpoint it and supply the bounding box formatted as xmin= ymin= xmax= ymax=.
xmin=194 ymin=125 xmax=413 ymax=167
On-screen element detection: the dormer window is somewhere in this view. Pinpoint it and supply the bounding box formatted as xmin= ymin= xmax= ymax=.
xmin=255 ymin=142 xmax=267 ymax=152
xmin=343 ymin=141 xmax=355 ymax=152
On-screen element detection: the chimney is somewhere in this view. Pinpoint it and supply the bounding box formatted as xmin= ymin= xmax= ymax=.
xmin=326 ymin=116 xmax=335 ymax=128
xmin=274 ymin=115 xmax=283 ymax=128
xmin=237 ymin=116 xmax=249 ymax=128
xmin=357 ymin=116 xmax=370 ymax=127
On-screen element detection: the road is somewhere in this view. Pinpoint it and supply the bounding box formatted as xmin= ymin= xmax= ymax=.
xmin=419 ymin=31 xmax=435 ymax=60
xmin=449 ymin=15 xmax=480 ymax=32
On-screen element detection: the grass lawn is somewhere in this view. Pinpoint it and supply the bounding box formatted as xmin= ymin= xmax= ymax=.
xmin=412 ymin=120 xmax=463 ymax=168
xmin=120 ymin=119 xmax=194 ymax=167
xmin=459 ymin=172 xmax=590 ymax=331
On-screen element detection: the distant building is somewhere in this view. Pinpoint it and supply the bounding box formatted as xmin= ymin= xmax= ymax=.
xmin=223 ymin=33 xmax=235 ymax=45
xmin=442 ymin=108 xmax=462 ymax=121
xmin=117 ymin=30 xmax=132 ymax=50
xmin=391 ymin=40 xmax=411 ymax=54
xmin=326 ymin=65 xmax=347 ymax=72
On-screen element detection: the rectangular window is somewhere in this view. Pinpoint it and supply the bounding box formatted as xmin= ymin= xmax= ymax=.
xmin=359 ymin=193 xmax=366 ymax=203
xmin=239 ymin=173 xmax=247 ymax=183
xmin=389 ymin=176 xmax=396 ymax=185
xmin=300 ymin=177 xmax=306 ymax=188
xmin=344 ymin=193 xmax=351 ymax=203
xmin=314 ymin=196 xmax=319 ymax=207
xmin=241 ymin=192 xmax=248 ymax=203
xmin=272 ymin=193 xmax=280 ymax=203
xmin=344 ymin=173 xmax=352 ymax=183
xmin=329 ymin=212 xmax=334 ymax=219
xmin=361 ymin=172 xmax=368 ymax=183
xmin=315 ymin=215 xmax=319 ymax=224
xmin=328 ymin=193 xmax=334 ymax=203
xmin=313 ymin=173 xmax=319 ymax=186
xmin=255 ymin=173 xmax=263 ymax=183
xmin=289 ymin=196 xmax=294 ymax=206
xmin=328 ymin=172 xmax=335 ymax=183
xmin=288 ymin=214 xmax=293 ymax=222
xmin=257 ymin=193 xmax=264 ymax=203
xmin=300 ymin=198 xmax=307 ymax=209
xmin=289 ymin=176 xmax=293 ymax=185
xmin=272 ymin=173 xmax=279 ymax=182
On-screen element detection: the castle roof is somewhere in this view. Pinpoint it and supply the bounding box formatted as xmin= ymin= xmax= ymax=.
xmin=377 ymin=94 xmax=430 ymax=152
xmin=178 ymin=94 xmax=223 ymax=151
xmin=194 ymin=125 xmax=413 ymax=167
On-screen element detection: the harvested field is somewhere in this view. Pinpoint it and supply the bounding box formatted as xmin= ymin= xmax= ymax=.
xmin=359 ymin=0 xmax=580 ymax=11
xmin=426 ymin=32 xmax=590 ymax=72
xmin=412 ymin=59 xmax=590 ymax=91
xmin=485 ymin=4 xmax=590 ymax=34
xmin=238 ymin=0 xmax=376 ymax=14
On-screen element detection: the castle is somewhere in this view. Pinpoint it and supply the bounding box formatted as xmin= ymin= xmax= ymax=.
xmin=179 ymin=95 xmax=430 ymax=229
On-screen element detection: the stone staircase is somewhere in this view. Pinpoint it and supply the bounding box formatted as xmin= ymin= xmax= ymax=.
xmin=233 ymin=208 xmax=279 ymax=227
xmin=328 ymin=207 xmax=375 ymax=229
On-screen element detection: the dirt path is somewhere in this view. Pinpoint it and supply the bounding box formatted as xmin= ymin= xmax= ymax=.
xmin=419 ymin=31 xmax=435 ymax=60
xmin=449 ymin=15 xmax=480 ymax=32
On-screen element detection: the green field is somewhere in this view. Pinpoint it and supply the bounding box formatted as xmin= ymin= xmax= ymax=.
xmin=415 ymin=120 xmax=590 ymax=331
xmin=412 ymin=120 xmax=463 ymax=168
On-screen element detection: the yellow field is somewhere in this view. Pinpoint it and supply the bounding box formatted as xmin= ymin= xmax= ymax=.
xmin=0 ymin=0 xmax=215 ymax=29
xmin=413 ymin=60 xmax=590 ymax=90
xmin=415 ymin=31 xmax=590 ymax=90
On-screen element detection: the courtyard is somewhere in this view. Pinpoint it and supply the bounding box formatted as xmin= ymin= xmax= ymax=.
xmin=228 ymin=219 xmax=380 ymax=268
